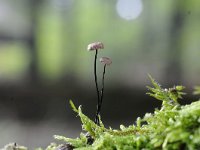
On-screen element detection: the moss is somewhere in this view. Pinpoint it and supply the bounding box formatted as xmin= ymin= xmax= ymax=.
xmin=51 ymin=76 xmax=200 ymax=150
xmin=2 ymin=76 xmax=200 ymax=150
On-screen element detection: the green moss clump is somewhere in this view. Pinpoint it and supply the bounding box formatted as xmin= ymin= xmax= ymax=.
xmin=2 ymin=76 xmax=200 ymax=150
xmin=52 ymin=76 xmax=200 ymax=150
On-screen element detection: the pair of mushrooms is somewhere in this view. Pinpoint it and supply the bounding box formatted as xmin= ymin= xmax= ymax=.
xmin=87 ymin=42 xmax=112 ymax=126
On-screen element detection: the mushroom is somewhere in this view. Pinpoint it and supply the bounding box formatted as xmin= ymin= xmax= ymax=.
xmin=100 ymin=57 xmax=112 ymax=66
xmin=87 ymin=42 xmax=104 ymax=51
xmin=87 ymin=42 xmax=104 ymax=125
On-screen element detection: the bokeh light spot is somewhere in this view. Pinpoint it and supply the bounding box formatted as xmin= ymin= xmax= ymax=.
xmin=116 ymin=0 xmax=143 ymax=20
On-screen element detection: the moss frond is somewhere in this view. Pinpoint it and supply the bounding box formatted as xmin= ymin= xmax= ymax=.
xmin=147 ymin=75 xmax=185 ymax=105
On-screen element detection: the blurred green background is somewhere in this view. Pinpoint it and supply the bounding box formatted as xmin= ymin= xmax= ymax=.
xmin=0 ymin=0 xmax=200 ymax=148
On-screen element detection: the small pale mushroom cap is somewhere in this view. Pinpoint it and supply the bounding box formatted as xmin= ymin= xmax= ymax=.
xmin=87 ymin=42 xmax=104 ymax=51
xmin=100 ymin=57 xmax=112 ymax=65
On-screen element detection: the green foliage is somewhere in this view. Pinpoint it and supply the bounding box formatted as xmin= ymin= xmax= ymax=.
xmin=146 ymin=74 xmax=185 ymax=105
xmin=2 ymin=76 xmax=200 ymax=150
xmin=51 ymin=76 xmax=200 ymax=150
xmin=193 ymin=86 xmax=200 ymax=95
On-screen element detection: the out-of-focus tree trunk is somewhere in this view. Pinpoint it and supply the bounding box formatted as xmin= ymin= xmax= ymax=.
xmin=28 ymin=0 xmax=40 ymax=83
xmin=165 ymin=2 xmax=185 ymax=85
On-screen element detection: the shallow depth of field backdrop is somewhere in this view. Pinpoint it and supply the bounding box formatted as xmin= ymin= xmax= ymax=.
xmin=0 ymin=0 xmax=200 ymax=148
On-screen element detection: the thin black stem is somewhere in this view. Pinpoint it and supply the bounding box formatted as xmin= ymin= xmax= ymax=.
xmin=94 ymin=50 xmax=100 ymax=125
xmin=99 ymin=64 xmax=106 ymax=114
xmin=95 ymin=64 xmax=106 ymax=126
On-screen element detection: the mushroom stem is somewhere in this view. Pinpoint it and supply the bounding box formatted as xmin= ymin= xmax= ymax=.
xmin=94 ymin=50 xmax=100 ymax=125
xmin=95 ymin=64 xmax=106 ymax=126
xmin=99 ymin=64 xmax=106 ymax=114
